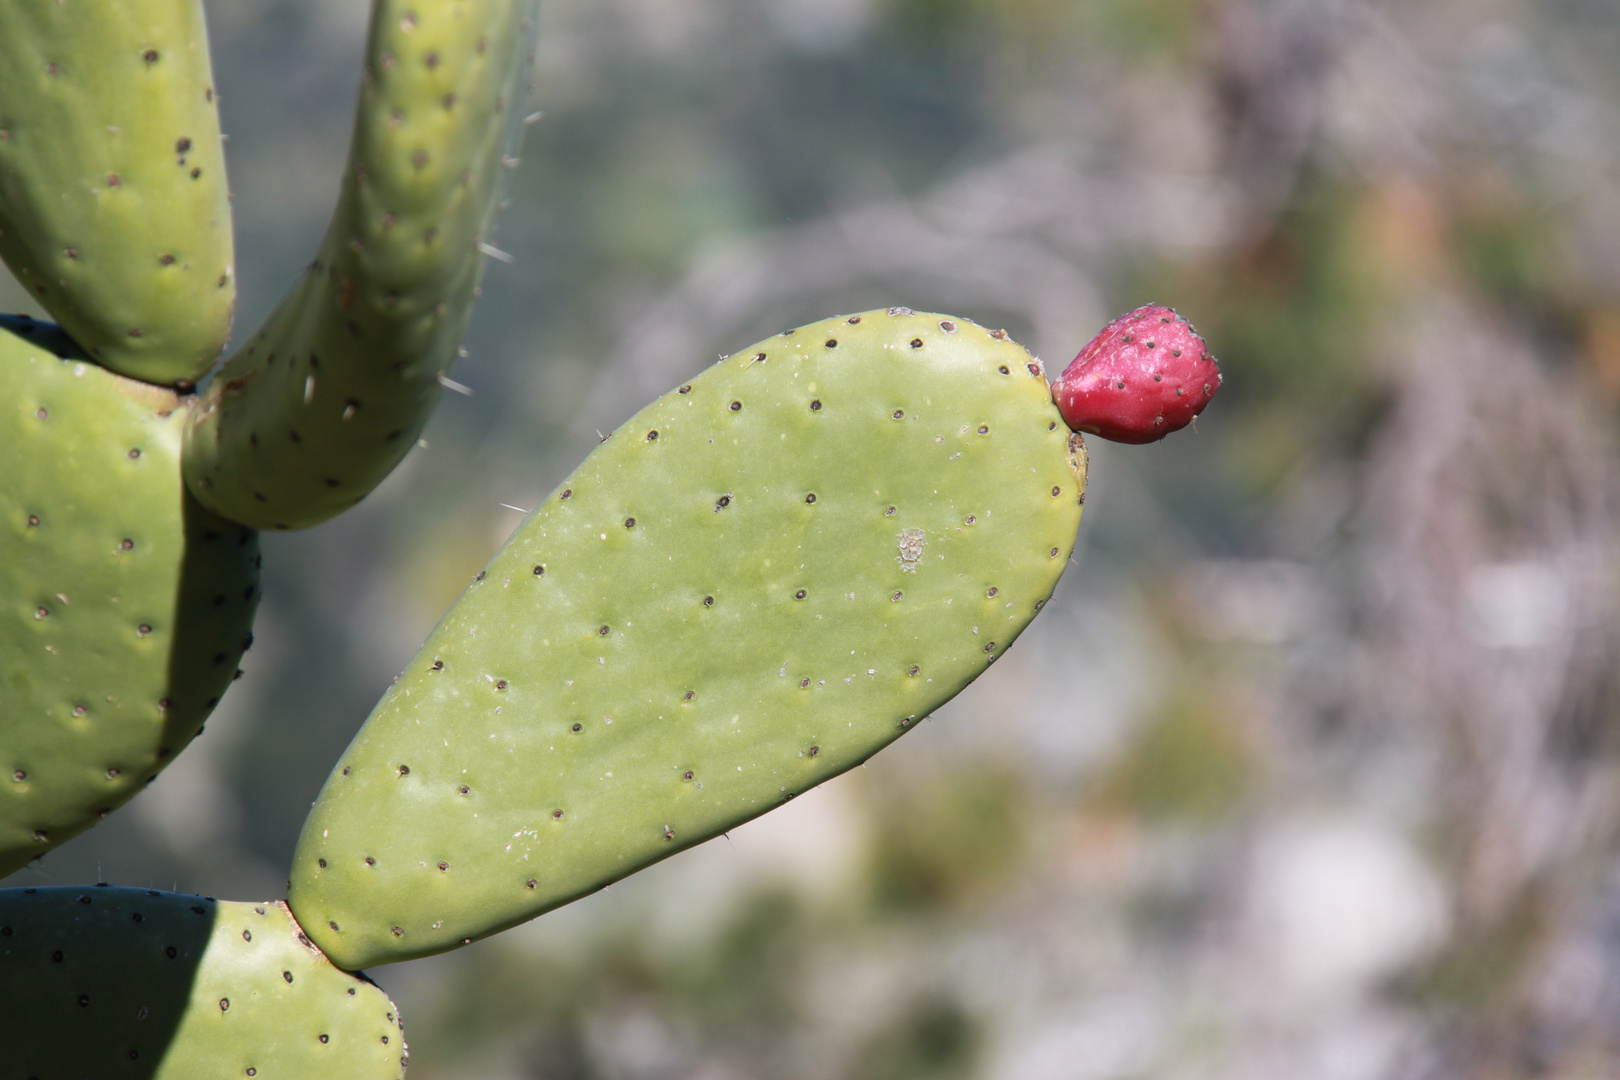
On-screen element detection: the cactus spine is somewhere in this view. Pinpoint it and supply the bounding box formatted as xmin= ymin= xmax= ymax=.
xmin=182 ymin=0 xmax=536 ymax=530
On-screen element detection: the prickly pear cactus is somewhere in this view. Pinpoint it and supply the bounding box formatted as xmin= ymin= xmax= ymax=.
xmin=0 ymin=886 xmax=405 ymax=1078
xmin=289 ymin=308 xmax=1088 ymax=969
xmin=0 ymin=316 xmax=258 ymax=877
xmin=0 ymin=0 xmax=234 ymax=387
xmin=183 ymin=0 xmax=536 ymax=530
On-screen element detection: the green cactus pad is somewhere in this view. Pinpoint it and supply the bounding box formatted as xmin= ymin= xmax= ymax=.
xmin=0 ymin=886 xmax=405 ymax=1078
xmin=0 ymin=317 xmax=259 ymax=877
xmin=289 ymin=309 xmax=1087 ymax=969
xmin=0 ymin=0 xmax=234 ymax=386
xmin=182 ymin=0 xmax=536 ymax=530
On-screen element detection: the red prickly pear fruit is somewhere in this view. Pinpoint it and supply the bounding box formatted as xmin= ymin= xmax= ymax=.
xmin=1052 ymin=305 xmax=1221 ymax=444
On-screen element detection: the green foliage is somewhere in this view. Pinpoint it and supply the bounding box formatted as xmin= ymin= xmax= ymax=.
xmin=288 ymin=309 xmax=1086 ymax=969
xmin=867 ymin=764 xmax=1027 ymax=911
xmin=0 ymin=0 xmax=234 ymax=386
xmin=0 ymin=885 xmax=404 ymax=1078
xmin=1092 ymin=686 xmax=1252 ymax=824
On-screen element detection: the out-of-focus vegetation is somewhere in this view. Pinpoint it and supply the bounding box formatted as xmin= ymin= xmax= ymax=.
xmin=6 ymin=0 xmax=1620 ymax=1076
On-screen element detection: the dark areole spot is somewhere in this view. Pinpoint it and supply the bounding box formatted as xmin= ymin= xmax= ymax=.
xmin=624 ymin=517 xmax=636 ymax=528
xmin=120 ymin=538 xmax=134 ymax=550
xmin=10 ymin=770 xmax=22 ymax=781
xmin=794 ymin=590 xmax=806 ymax=599
xmin=810 ymin=399 xmax=822 ymax=411
xmin=365 ymin=857 xmax=375 ymax=865
xmin=998 ymin=365 xmax=1010 ymax=375
xmin=715 ymin=495 xmax=731 ymax=510
xmin=910 ymin=338 xmax=923 ymax=349
xmin=459 ymin=785 xmax=470 ymax=794
xmin=703 ymin=596 xmax=714 ymax=606
xmin=684 ymin=691 xmax=694 ymax=701
xmin=808 ymin=746 xmax=820 ymax=757
xmin=1052 ymin=486 xmax=1062 ymax=497
xmin=317 ymin=859 xmax=326 ymax=868
xmin=496 ymin=680 xmax=507 ymax=690
xmin=847 ymin=315 xmax=861 ymax=324
xmin=561 ymin=488 xmax=572 ymax=499
xmin=683 ymin=770 xmax=694 ymax=780
xmin=941 ymin=320 xmax=957 ymax=332
xmin=551 ymin=809 xmax=564 ymax=819
xmin=978 ymin=425 xmax=989 ymax=435
xmin=27 ymin=515 xmax=38 ymax=527
xmin=438 ymin=861 xmax=449 ymax=870
xmin=397 ymin=764 xmax=410 ymax=776
xmin=800 ymin=678 xmax=810 ymax=688
xmin=571 ymin=723 xmax=583 ymax=732
xmin=165 ymin=946 xmax=177 ymax=958
xmin=646 ymin=430 xmax=658 ymax=441
xmin=679 ymin=385 xmax=692 ymax=394
xmin=143 ymin=49 xmax=158 ymax=62
xmin=885 ymin=506 xmax=896 ymax=516
xmin=805 ymin=493 xmax=817 ymax=503
xmin=431 ymin=660 xmax=443 ymax=670
xmin=892 ymin=591 xmax=902 ymax=601
xmin=988 ymin=587 xmax=999 ymax=597
xmin=533 ymin=565 xmax=544 ymax=575
xmin=892 ymin=409 xmax=903 ymax=419
xmin=965 ymin=515 xmax=976 ymax=525
xmin=527 ymin=879 xmax=537 ymax=888
xmin=598 ymin=625 xmax=610 ymax=636
xmin=127 ymin=447 xmax=141 ymax=458
xmin=908 ymin=666 xmax=920 ymax=676
xmin=1050 ymin=547 xmax=1060 ymax=558
xmin=825 ymin=339 xmax=838 ymax=348
xmin=729 ymin=401 xmax=742 ymax=411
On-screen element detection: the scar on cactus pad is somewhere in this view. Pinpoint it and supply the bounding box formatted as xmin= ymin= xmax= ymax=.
xmin=1052 ymin=305 xmax=1221 ymax=444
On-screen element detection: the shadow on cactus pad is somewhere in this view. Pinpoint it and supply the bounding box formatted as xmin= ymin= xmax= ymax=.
xmin=0 ymin=317 xmax=259 ymax=877
xmin=0 ymin=886 xmax=404 ymax=1078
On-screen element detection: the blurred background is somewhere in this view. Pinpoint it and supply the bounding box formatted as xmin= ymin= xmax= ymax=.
xmin=7 ymin=0 xmax=1620 ymax=1076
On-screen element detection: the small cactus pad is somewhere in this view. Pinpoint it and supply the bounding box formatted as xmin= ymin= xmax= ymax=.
xmin=0 ymin=887 xmax=405 ymax=1078
xmin=182 ymin=0 xmax=537 ymax=529
xmin=1051 ymin=305 xmax=1220 ymax=443
xmin=289 ymin=309 xmax=1087 ymax=968
xmin=0 ymin=0 xmax=235 ymax=386
xmin=0 ymin=317 xmax=259 ymax=877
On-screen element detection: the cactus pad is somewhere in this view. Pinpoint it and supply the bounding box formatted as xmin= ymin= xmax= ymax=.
xmin=0 ymin=0 xmax=235 ymax=386
xmin=183 ymin=0 xmax=536 ymax=529
xmin=0 ymin=886 xmax=405 ymax=1078
xmin=0 ymin=317 xmax=258 ymax=877
xmin=289 ymin=309 xmax=1087 ymax=969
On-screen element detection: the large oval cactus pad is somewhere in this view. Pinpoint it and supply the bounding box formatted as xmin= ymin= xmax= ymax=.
xmin=0 ymin=887 xmax=405 ymax=1079
xmin=0 ymin=0 xmax=234 ymax=386
xmin=183 ymin=0 xmax=536 ymax=529
xmin=290 ymin=309 xmax=1087 ymax=969
xmin=0 ymin=317 xmax=258 ymax=877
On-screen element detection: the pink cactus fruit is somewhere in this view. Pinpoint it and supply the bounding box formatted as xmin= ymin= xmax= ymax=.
xmin=1052 ymin=305 xmax=1221 ymax=444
